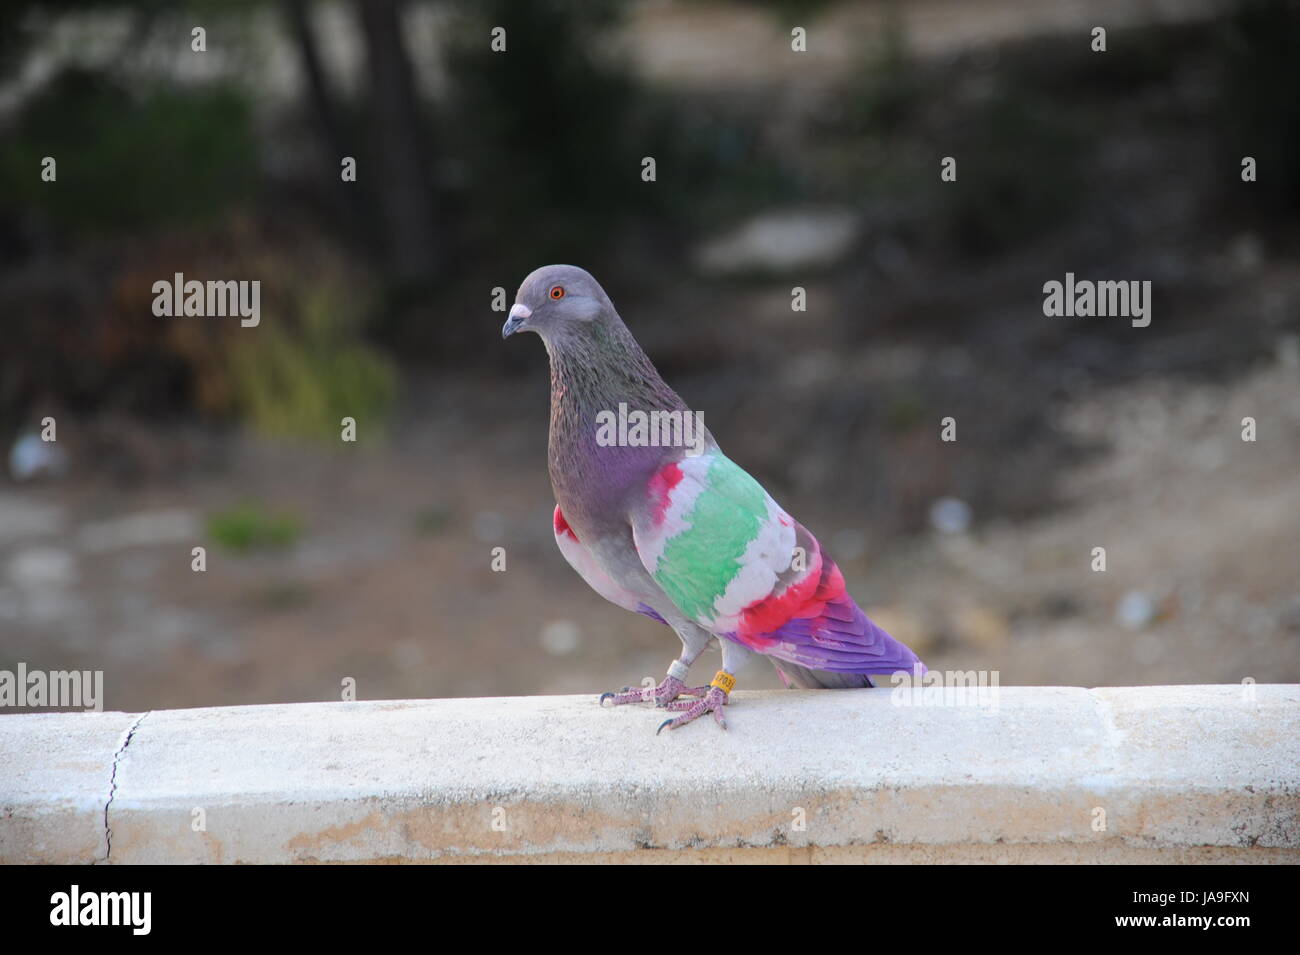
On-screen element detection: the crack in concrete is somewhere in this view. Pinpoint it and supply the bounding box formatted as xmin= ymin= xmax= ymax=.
xmin=1086 ymin=688 xmax=1126 ymax=752
xmin=103 ymin=711 xmax=150 ymax=863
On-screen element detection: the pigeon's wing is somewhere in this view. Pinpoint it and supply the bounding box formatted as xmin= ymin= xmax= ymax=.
xmin=553 ymin=506 xmax=667 ymax=625
xmin=631 ymin=452 xmax=922 ymax=675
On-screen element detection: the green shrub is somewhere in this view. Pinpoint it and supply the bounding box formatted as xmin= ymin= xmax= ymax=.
xmin=0 ymin=68 xmax=256 ymax=233
xmin=225 ymin=284 xmax=397 ymax=441
xmin=207 ymin=503 xmax=302 ymax=553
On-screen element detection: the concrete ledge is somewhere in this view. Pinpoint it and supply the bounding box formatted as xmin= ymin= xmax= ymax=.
xmin=2 ymin=685 xmax=1298 ymax=864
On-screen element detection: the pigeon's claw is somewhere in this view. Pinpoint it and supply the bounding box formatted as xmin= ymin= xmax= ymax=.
xmin=655 ymin=679 xmax=709 ymax=706
xmin=657 ymin=685 xmax=729 ymax=733
xmin=598 ymin=675 xmax=707 ymax=708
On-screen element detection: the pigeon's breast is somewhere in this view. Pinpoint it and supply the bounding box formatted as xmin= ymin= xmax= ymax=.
xmin=549 ymin=415 xmax=671 ymax=531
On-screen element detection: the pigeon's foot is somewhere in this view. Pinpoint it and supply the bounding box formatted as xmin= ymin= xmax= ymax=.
xmin=657 ymin=671 xmax=735 ymax=733
xmin=599 ymin=675 xmax=708 ymax=708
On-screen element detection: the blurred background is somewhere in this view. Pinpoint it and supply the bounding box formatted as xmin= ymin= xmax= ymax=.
xmin=1 ymin=0 xmax=1297 ymax=712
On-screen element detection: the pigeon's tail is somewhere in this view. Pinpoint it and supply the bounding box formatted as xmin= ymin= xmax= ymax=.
xmin=772 ymin=661 xmax=879 ymax=689
xmin=755 ymin=582 xmax=926 ymax=689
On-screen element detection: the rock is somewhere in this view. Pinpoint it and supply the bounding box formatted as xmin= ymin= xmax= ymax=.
xmin=929 ymin=497 xmax=972 ymax=535
xmin=692 ymin=208 xmax=860 ymax=276
xmin=8 ymin=434 xmax=67 ymax=482
xmin=7 ymin=547 xmax=77 ymax=589
xmin=78 ymin=510 xmax=200 ymax=553
xmin=540 ymin=620 xmax=581 ymax=656
xmin=0 ymin=494 xmax=64 ymax=544
xmin=1117 ymin=590 xmax=1157 ymax=631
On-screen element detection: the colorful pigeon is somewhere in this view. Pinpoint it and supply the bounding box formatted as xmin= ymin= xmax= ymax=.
xmin=503 ymin=265 xmax=925 ymax=732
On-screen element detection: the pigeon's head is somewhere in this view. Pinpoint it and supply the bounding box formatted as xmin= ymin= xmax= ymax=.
xmin=501 ymin=264 xmax=614 ymax=342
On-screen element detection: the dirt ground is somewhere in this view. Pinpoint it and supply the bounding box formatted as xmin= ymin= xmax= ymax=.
xmin=3 ymin=342 xmax=1296 ymax=713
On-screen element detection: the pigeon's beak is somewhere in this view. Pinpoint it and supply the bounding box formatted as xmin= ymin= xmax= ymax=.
xmin=501 ymin=302 xmax=531 ymax=339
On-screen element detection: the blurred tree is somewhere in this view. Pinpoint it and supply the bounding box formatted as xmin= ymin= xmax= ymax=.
xmin=444 ymin=0 xmax=644 ymax=269
xmin=1220 ymin=0 xmax=1300 ymax=217
xmin=283 ymin=0 xmax=349 ymax=186
xmin=355 ymin=0 xmax=441 ymax=285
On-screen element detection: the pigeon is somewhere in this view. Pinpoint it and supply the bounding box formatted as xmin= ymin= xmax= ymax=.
xmin=503 ymin=264 xmax=925 ymax=732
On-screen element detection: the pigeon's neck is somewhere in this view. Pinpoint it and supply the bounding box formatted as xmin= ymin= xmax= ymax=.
xmin=545 ymin=320 xmax=690 ymax=527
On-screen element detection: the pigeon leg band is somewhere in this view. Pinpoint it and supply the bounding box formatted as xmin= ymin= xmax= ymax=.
xmin=710 ymin=670 xmax=736 ymax=695
xmin=667 ymin=659 xmax=691 ymax=682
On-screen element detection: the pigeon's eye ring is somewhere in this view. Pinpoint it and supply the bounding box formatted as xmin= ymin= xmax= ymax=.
xmin=549 ymin=285 xmax=566 ymax=300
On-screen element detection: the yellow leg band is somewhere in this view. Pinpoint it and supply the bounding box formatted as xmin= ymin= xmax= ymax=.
xmin=710 ymin=670 xmax=737 ymax=694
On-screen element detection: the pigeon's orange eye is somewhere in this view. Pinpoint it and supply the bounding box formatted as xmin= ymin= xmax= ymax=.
xmin=549 ymin=285 xmax=566 ymax=300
